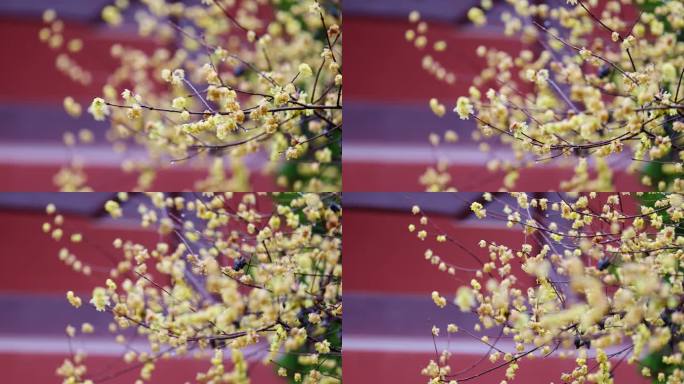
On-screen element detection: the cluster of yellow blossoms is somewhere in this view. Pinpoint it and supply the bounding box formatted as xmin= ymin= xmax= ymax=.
xmin=407 ymin=0 xmax=684 ymax=192
xmin=43 ymin=203 xmax=93 ymax=276
xmin=410 ymin=192 xmax=684 ymax=383
xmin=41 ymin=0 xmax=342 ymax=191
xmin=49 ymin=193 xmax=341 ymax=384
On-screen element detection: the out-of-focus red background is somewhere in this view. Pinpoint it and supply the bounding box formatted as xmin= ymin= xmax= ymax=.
xmin=343 ymin=192 xmax=649 ymax=383
xmin=0 ymin=1 xmax=276 ymax=191
xmin=344 ymin=0 xmax=645 ymax=191
xmin=0 ymin=193 xmax=282 ymax=383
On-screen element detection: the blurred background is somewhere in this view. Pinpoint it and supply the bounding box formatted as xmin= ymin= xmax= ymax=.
xmin=0 ymin=193 xmax=283 ymax=383
xmin=343 ymin=192 xmax=648 ymax=383
xmin=344 ymin=0 xmax=644 ymax=191
xmin=0 ymin=1 xmax=275 ymax=190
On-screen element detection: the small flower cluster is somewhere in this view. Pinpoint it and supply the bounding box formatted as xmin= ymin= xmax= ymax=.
xmin=38 ymin=9 xmax=91 ymax=85
xmin=42 ymin=203 xmax=93 ymax=276
xmin=405 ymin=11 xmax=456 ymax=86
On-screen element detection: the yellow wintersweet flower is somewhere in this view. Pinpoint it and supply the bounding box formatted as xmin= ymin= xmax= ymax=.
xmin=429 ymin=98 xmax=446 ymax=117
xmin=298 ymin=63 xmax=313 ymax=78
xmin=431 ymin=291 xmax=447 ymax=308
xmin=89 ymin=287 xmax=110 ymax=312
xmin=66 ymin=291 xmax=82 ymax=308
xmin=455 ymin=286 xmax=475 ymax=312
xmin=104 ymin=200 xmax=122 ymax=218
xmin=87 ymin=98 xmax=109 ymax=121
xmin=454 ymin=97 xmax=473 ymax=120
xmin=467 ymin=7 xmax=486 ymax=26
xmin=470 ymin=201 xmax=486 ymax=218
